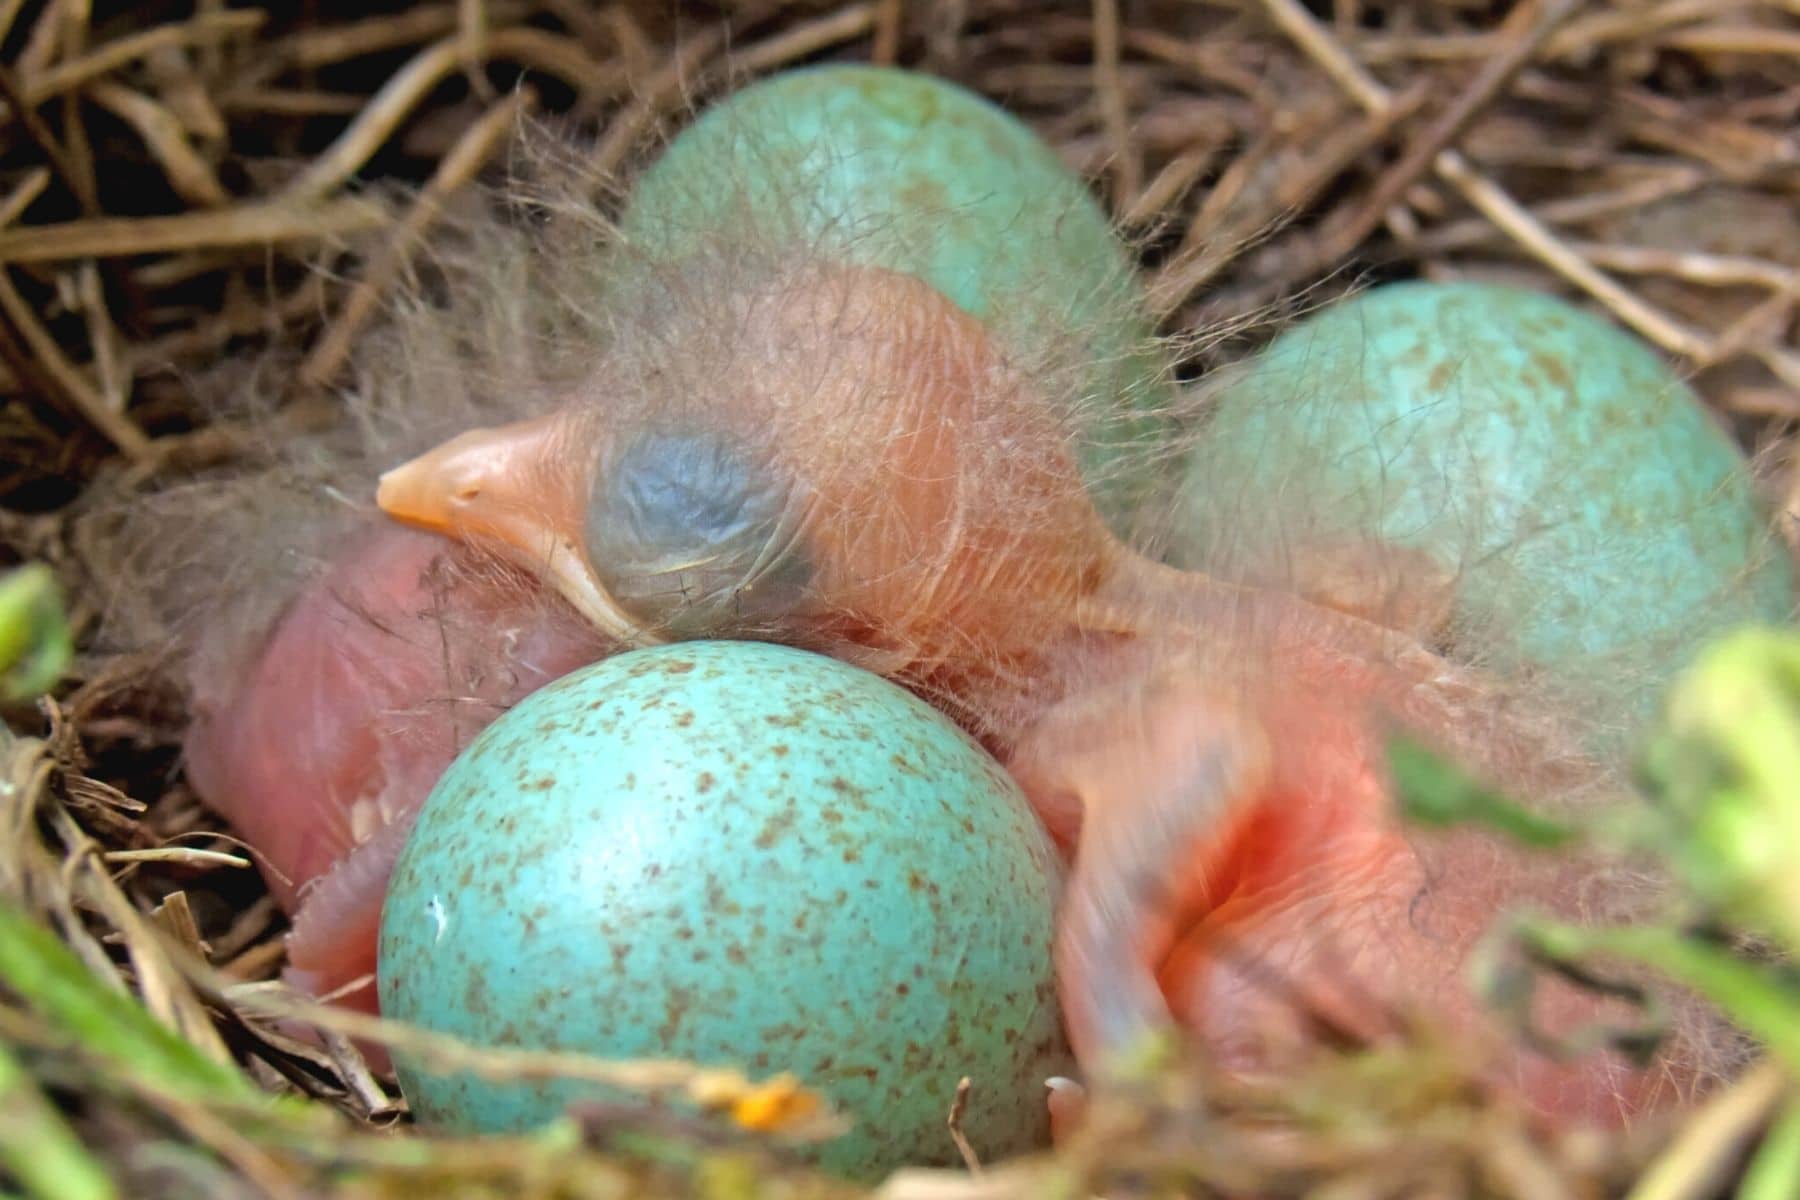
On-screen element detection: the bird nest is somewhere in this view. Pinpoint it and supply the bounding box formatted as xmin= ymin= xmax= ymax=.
xmin=1 ymin=1 xmax=1797 ymax=1196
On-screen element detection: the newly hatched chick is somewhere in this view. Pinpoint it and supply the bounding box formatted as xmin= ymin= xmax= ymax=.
xmin=103 ymin=76 xmax=1767 ymax=1132
xmin=377 ymin=240 xmax=1743 ymax=1124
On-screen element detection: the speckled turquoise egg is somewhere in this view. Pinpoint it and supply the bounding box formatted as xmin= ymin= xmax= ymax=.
xmin=377 ymin=640 xmax=1069 ymax=1181
xmin=1174 ymin=281 xmax=1794 ymax=726
xmin=615 ymin=64 xmax=1171 ymax=523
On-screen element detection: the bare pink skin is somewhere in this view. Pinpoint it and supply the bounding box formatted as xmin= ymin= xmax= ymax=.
xmin=185 ymin=524 xmax=610 ymax=1023
xmin=1010 ymin=630 xmax=1691 ymax=1131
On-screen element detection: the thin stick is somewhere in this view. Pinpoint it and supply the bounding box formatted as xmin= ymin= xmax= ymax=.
xmin=50 ymin=805 xmax=235 ymax=1067
xmin=103 ymin=848 xmax=253 ymax=869
xmin=1321 ymin=0 xmax=1585 ymax=263
xmin=8 ymin=11 xmax=265 ymax=111
xmin=946 ymin=1076 xmax=983 ymax=1175
xmin=0 ymin=270 xmax=150 ymax=459
xmin=0 ymin=168 xmax=50 ymax=229
xmin=278 ymin=36 xmax=475 ymax=203
xmin=220 ymin=938 xmax=287 ymax=982
xmin=1754 ymin=345 xmax=1800 ymax=395
xmin=474 ymin=26 xmax=623 ymax=98
xmin=87 ymin=82 xmax=232 ymax=209
xmin=0 ymin=64 xmax=99 ymax=213
xmin=585 ymin=28 xmax=726 ymax=184
xmin=74 ymin=262 xmax=127 ymax=427
xmin=206 ymin=896 xmax=278 ymax=967
xmin=0 ymin=0 xmax=25 ymax=46
xmin=925 ymin=0 xmax=966 ymax=72
xmin=458 ymin=0 xmax=496 ymax=102
xmin=872 ymin=0 xmax=904 ymax=64
xmin=1565 ymin=243 xmax=1800 ymax=295
xmin=1092 ymin=0 xmax=1139 ymax=215
xmin=217 ymin=88 xmax=367 ymax=117
xmin=318 ymin=1026 xmax=398 ymax=1118
xmin=296 ymin=88 xmax=537 ymax=391
xmin=1353 ymin=0 xmax=1758 ymax=65
xmin=149 ymin=891 xmax=210 ymax=960
xmin=278 ymin=27 xmax=625 ymax=204
xmin=1435 ymin=155 xmax=1715 ymax=361
xmin=1122 ymin=146 xmax=1215 ymax=228
xmin=145 ymin=40 xmax=226 ymax=142
xmin=0 ymin=197 xmax=390 ymax=264
xmin=1407 ymin=169 xmax=1709 ymax=256
xmin=1253 ymin=0 xmax=1723 ymax=366
xmin=1255 ymin=0 xmax=1388 ymax=112
xmin=733 ymin=2 xmax=879 ymax=74
xmin=273 ymin=2 xmax=529 ymax=70
xmin=193 ymin=966 xmax=846 ymax=1139
xmin=1661 ymin=26 xmax=1800 ymax=59
xmin=1150 ymin=90 xmax=1425 ymax=318
xmin=13 ymin=0 xmax=62 ymax=81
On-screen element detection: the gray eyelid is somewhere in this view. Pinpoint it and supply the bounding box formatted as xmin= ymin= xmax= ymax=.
xmin=585 ymin=431 xmax=814 ymax=635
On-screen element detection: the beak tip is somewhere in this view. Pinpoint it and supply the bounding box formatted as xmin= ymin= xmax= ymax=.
xmin=373 ymin=458 xmax=443 ymax=531
xmin=373 ymin=471 xmax=395 ymax=512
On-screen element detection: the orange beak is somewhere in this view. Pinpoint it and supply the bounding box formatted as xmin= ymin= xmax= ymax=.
xmin=375 ymin=412 xmax=662 ymax=647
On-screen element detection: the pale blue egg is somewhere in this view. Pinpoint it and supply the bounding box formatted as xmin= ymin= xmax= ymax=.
xmin=1174 ymin=281 xmax=1794 ymax=729
xmin=378 ymin=640 xmax=1068 ymax=1180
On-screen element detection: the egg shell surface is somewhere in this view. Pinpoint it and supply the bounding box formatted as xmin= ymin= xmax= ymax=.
xmin=377 ymin=640 xmax=1069 ymax=1180
xmin=616 ymin=63 xmax=1171 ymax=521
xmin=1175 ymin=281 xmax=1795 ymax=727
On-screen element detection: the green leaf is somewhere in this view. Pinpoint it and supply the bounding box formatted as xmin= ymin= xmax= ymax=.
xmin=1740 ymin=1093 xmax=1800 ymax=1200
xmin=0 ymin=566 xmax=72 ymax=704
xmin=1637 ymin=626 xmax=1800 ymax=954
xmin=0 ymin=1039 xmax=117 ymax=1200
xmin=0 ymin=904 xmax=255 ymax=1104
xmin=1516 ymin=919 xmax=1800 ymax=1078
xmin=1386 ymin=734 xmax=1577 ymax=849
